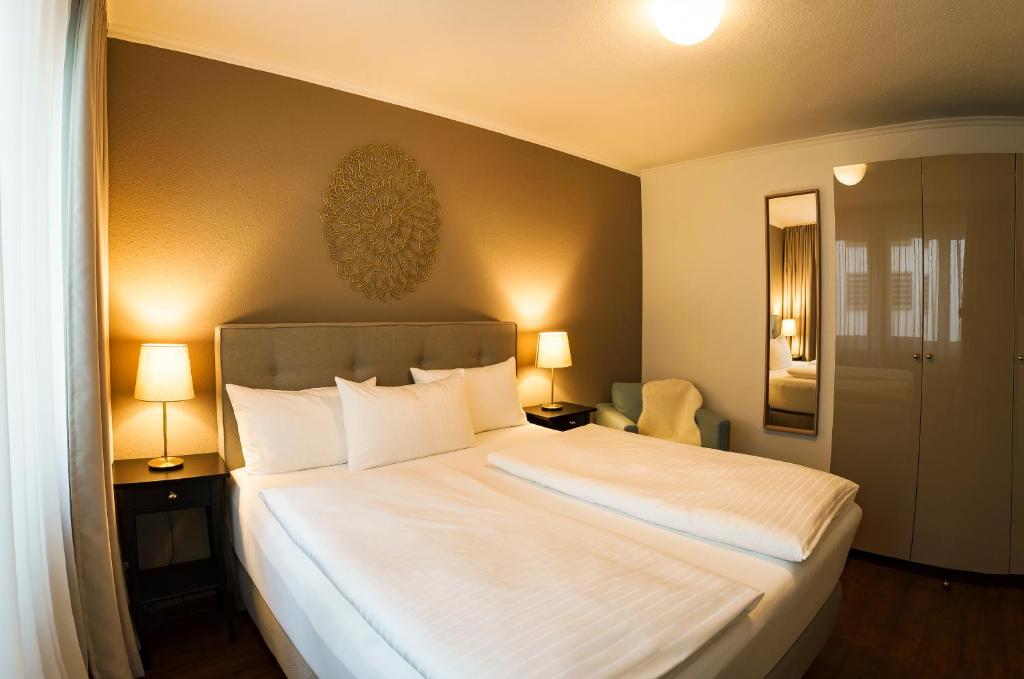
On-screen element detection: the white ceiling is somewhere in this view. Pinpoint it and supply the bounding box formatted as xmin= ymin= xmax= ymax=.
xmin=768 ymin=193 xmax=817 ymax=228
xmin=107 ymin=0 xmax=1024 ymax=174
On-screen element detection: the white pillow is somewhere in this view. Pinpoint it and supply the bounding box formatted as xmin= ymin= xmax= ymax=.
xmin=769 ymin=337 xmax=794 ymax=370
xmin=410 ymin=356 xmax=526 ymax=433
xmin=336 ymin=373 xmax=475 ymax=471
xmin=226 ymin=378 xmax=376 ymax=475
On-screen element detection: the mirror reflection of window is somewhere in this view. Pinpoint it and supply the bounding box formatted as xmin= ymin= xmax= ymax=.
xmin=924 ymin=239 xmax=939 ymax=343
xmin=889 ymin=238 xmax=919 ymax=338
xmin=765 ymin=190 xmax=820 ymax=436
xmin=837 ymin=241 xmax=868 ymax=337
xmin=950 ymin=238 xmax=966 ymax=342
xmin=886 ymin=237 xmax=965 ymax=343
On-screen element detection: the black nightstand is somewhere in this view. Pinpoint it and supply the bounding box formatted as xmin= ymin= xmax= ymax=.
xmin=113 ymin=453 xmax=234 ymax=665
xmin=524 ymin=402 xmax=597 ymax=431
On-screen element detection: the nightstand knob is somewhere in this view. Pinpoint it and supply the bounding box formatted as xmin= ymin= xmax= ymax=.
xmin=167 ymin=490 xmax=178 ymax=501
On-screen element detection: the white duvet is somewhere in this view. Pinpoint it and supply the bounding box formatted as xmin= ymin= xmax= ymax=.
xmin=260 ymin=450 xmax=763 ymax=679
xmin=489 ymin=425 xmax=858 ymax=562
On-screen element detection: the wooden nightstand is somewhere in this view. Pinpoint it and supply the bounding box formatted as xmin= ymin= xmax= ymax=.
xmin=524 ymin=402 xmax=597 ymax=431
xmin=113 ymin=453 xmax=234 ymax=665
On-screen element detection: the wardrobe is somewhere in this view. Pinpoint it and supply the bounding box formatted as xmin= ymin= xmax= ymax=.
xmin=832 ymin=153 xmax=1024 ymax=575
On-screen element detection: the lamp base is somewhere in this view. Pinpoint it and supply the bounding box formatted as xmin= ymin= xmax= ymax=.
xmin=148 ymin=456 xmax=184 ymax=471
xmin=540 ymin=402 xmax=563 ymax=411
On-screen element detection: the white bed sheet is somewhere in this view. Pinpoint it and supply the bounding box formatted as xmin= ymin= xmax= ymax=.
xmin=229 ymin=423 xmax=860 ymax=679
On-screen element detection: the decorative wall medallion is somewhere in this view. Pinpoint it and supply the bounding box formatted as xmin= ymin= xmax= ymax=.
xmin=319 ymin=144 xmax=442 ymax=301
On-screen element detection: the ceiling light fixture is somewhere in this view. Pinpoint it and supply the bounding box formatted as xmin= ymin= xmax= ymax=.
xmin=833 ymin=163 xmax=868 ymax=186
xmin=651 ymin=0 xmax=726 ymax=46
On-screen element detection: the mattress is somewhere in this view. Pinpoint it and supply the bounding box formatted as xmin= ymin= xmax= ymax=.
xmin=229 ymin=423 xmax=860 ymax=679
xmin=768 ymin=362 xmax=818 ymax=414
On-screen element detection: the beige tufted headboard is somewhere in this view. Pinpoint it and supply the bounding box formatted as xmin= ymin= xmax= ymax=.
xmin=214 ymin=321 xmax=517 ymax=470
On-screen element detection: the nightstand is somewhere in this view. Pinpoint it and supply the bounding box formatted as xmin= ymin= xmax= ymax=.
xmin=524 ymin=402 xmax=597 ymax=431
xmin=113 ymin=452 xmax=234 ymax=665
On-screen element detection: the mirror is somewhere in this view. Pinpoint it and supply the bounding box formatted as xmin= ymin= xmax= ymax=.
xmin=764 ymin=189 xmax=821 ymax=435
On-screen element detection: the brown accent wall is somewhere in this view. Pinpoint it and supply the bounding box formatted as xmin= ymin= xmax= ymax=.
xmin=107 ymin=40 xmax=641 ymax=458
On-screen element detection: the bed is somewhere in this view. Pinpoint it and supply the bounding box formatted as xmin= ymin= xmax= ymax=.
xmin=215 ymin=322 xmax=859 ymax=678
xmin=767 ymin=361 xmax=817 ymax=416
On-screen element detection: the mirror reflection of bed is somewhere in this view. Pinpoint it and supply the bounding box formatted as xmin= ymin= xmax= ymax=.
xmin=764 ymin=190 xmax=820 ymax=434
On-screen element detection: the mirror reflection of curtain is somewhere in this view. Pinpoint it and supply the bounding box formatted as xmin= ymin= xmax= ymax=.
xmin=782 ymin=224 xmax=819 ymax=360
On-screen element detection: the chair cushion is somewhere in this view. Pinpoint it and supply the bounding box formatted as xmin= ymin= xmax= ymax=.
xmin=611 ymin=382 xmax=643 ymax=423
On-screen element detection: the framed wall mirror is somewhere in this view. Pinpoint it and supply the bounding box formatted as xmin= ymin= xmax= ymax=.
xmin=764 ymin=189 xmax=821 ymax=435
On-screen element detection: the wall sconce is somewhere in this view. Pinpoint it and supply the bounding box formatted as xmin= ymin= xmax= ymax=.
xmin=833 ymin=163 xmax=867 ymax=186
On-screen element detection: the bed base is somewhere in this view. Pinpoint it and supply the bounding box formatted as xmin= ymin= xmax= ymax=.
xmin=235 ymin=554 xmax=840 ymax=679
xmin=236 ymin=559 xmax=321 ymax=679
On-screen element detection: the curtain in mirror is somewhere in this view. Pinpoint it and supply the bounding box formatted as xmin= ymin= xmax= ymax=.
xmin=782 ymin=224 xmax=819 ymax=360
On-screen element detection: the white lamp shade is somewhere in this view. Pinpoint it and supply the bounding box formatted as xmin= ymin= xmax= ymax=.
xmin=536 ymin=331 xmax=572 ymax=369
xmin=781 ymin=319 xmax=798 ymax=337
xmin=134 ymin=343 xmax=195 ymax=402
xmin=833 ymin=163 xmax=867 ymax=187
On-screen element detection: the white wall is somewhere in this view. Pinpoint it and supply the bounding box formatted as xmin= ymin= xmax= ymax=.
xmin=642 ymin=117 xmax=1024 ymax=471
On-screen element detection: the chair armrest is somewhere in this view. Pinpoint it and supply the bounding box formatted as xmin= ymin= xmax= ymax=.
xmin=594 ymin=403 xmax=638 ymax=433
xmin=695 ymin=408 xmax=730 ymax=450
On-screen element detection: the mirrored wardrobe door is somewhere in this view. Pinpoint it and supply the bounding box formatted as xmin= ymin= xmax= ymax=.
xmin=763 ymin=190 xmax=820 ymax=436
xmin=831 ymin=158 xmax=923 ymax=560
xmin=911 ymin=154 xmax=1015 ymax=573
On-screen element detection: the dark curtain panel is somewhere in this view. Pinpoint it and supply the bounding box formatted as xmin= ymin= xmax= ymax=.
xmin=64 ymin=0 xmax=144 ymax=675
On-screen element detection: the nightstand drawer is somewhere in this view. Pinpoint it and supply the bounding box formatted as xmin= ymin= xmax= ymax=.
xmin=132 ymin=480 xmax=210 ymax=511
xmin=549 ymin=414 xmax=588 ymax=431
xmin=524 ymin=403 xmax=596 ymax=431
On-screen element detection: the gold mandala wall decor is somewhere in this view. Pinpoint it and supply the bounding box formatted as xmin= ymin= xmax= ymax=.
xmin=319 ymin=144 xmax=442 ymax=301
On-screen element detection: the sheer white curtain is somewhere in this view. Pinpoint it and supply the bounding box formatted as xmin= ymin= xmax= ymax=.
xmin=0 ymin=1 xmax=89 ymax=677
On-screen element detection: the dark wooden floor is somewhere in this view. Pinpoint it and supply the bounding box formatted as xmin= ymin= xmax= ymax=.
xmin=143 ymin=555 xmax=1024 ymax=678
xmin=805 ymin=556 xmax=1024 ymax=678
xmin=142 ymin=600 xmax=283 ymax=679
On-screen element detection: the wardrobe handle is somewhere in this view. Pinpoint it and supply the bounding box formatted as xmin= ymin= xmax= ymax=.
xmin=913 ymin=353 xmax=921 ymax=360
xmin=1017 ymin=355 xmax=1023 ymax=362
xmin=925 ymin=353 xmax=934 ymax=360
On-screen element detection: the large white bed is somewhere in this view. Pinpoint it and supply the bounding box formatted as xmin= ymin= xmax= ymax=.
xmin=216 ymin=322 xmax=859 ymax=678
xmin=229 ymin=422 xmax=859 ymax=679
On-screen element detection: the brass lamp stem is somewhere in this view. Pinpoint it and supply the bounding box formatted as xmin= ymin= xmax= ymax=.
xmin=162 ymin=400 xmax=168 ymax=460
xmin=148 ymin=400 xmax=184 ymax=471
xmin=541 ymin=367 xmax=563 ymax=411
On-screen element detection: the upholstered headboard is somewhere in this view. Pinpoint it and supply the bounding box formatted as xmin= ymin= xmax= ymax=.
xmin=214 ymin=321 xmax=517 ymax=470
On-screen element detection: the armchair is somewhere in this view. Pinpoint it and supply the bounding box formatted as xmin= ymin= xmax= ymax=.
xmin=594 ymin=382 xmax=731 ymax=451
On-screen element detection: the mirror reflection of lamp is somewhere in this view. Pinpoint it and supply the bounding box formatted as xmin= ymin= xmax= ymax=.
xmin=781 ymin=318 xmax=797 ymax=358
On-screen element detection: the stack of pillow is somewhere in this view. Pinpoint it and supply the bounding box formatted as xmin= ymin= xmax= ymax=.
xmin=226 ymin=356 xmax=527 ymax=474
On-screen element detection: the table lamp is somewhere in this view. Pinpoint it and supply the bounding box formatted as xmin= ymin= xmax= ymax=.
xmin=135 ymin=343 xmax=195 ymax=470
xmin=781 ymin=318 xmax=797 ymax=357
xmin=536 ymin=331 xmax=572 ymax=411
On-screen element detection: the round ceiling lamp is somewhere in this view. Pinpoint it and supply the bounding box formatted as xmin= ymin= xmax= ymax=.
xmin=651 ymin=0 xmax=726 ymax=46
xmin=833 ymin=163 xmax=868 ymax=186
